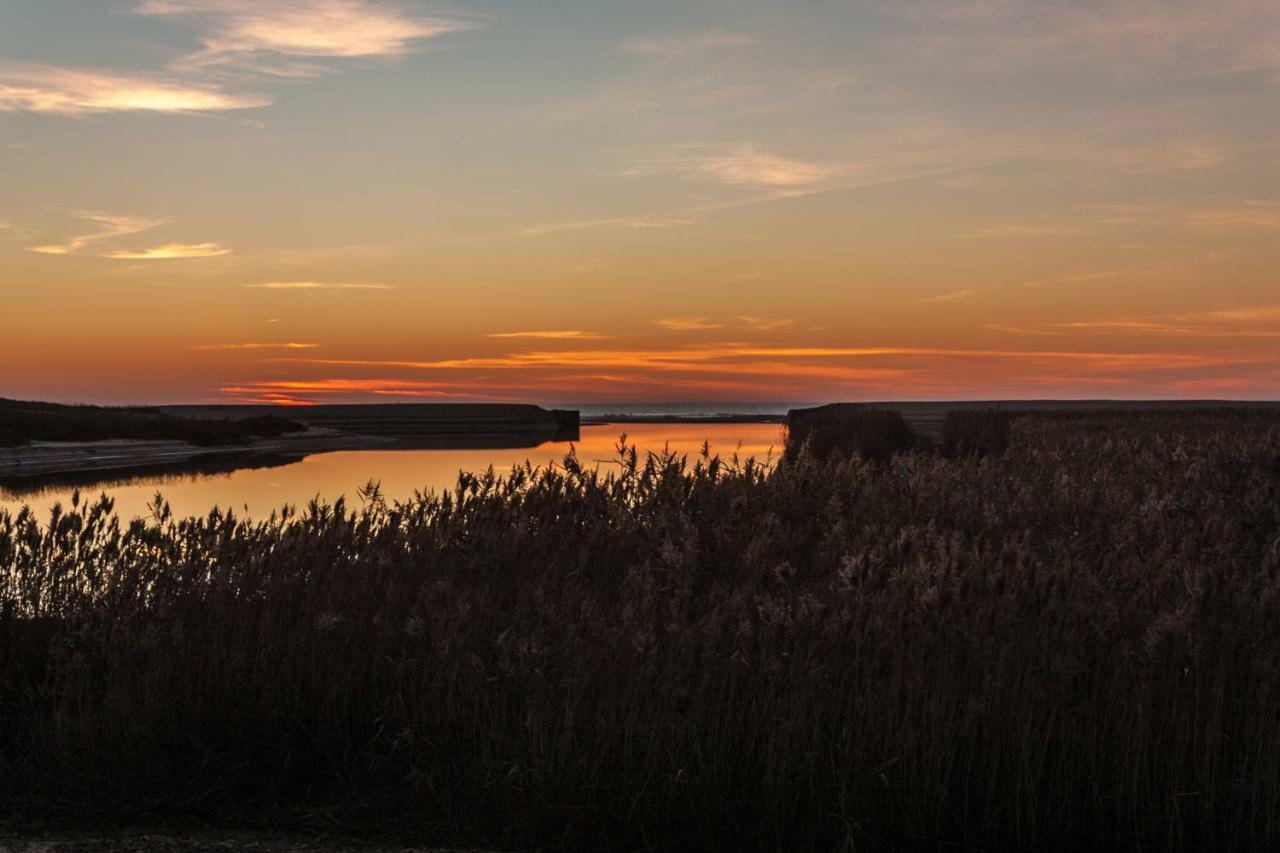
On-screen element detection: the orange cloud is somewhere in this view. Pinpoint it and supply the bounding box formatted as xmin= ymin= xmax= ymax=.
xmin=279 ymin=344 xmax=1249 ymax=377
xmin=190 ymin=342 xmax=319 ymax=350
xmin=104 ymin=242 xmax=231 ymax=259
xmin=519 ymin=217 xmax=690 ymax=237
xmin=734 ymin=316 xmax=795 ymax=331
xmin=654 ymin=317 xmax=724 ymax=331
xmin=988 ymin=304 xmax=1280 ymax=339
xmin=243 ymin=281 xmax=391 ymax=290
xmin=917 ymin=289 xmax=976 ymax=304
xmin=488 ymin=330 xmax=611 ymax=340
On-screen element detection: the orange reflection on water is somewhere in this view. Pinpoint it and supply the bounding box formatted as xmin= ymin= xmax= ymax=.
xmin=0 ymin=423 xmax=786 ymax=522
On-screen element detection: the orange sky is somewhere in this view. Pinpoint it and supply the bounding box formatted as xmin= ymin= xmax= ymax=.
xmin=3 ymin=1 xmax=1279 ymax=404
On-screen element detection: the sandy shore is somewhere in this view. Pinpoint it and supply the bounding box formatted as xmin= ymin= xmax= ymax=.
xmin=0 ymin=430 xmax=391 ymax=481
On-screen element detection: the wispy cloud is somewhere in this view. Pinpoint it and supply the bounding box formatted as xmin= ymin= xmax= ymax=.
xmin=519 ymin=217 xmax=690 ymax=237
xmin=487 ymin=330 xmax=610 ymax=340
xmin=690 ymin=145 xmax=836 ymax=187
xmin=137 ymin=0 xmax=478 ymax=76
xmin=624 ymin=30 xmax=754 ymax=58
xmin=654 ymin=317 xmax=724 ymax=331
xmin=863 ymin=0 xmax=1280 ymax=82
xmin=221 ymin=378 xmax=466 ymax=400
xmin=917 ymin=289 xmax=976 ymax=303
xmin=0 ymin=62 xmax=268 ymax=115
xmin=963 ymin=223 xmax=1087 ymax=239
xmin=240 ymin=339 xmax=1278 ymax=403
xmin=189 ymin=342 xmax=319 ymax=350
xmin=105 ymin=242 xmax=231 ymax=259
xmin=1022 ymin=263 xmax=1171 ymax=289
xmin=30 ymin=210 xmax=166 ymax=256
xmin=987 ymin=304 xmax=1280 ymax=339
xmin=28 ymin=209 xmax=230 ymax=259
xmin=734 ymin=315 xmax=794 ymax=331
xmin=243 ymin=281 xmax=393 ymax=290
xmin=1198 ymin=305 xmax=1280 ymax=324
xmin=277 ymin=344 xmax=1248 ymax=381
xmin=1183 ymin=200 xmax=1280 ymax=230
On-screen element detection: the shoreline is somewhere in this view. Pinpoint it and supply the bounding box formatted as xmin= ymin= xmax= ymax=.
xmin=6 ymin=400 xmax=1279 ymax=483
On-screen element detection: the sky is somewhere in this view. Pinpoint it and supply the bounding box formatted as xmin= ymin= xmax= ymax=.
xmin=2 ymin=0 xmax=1279 ymax=405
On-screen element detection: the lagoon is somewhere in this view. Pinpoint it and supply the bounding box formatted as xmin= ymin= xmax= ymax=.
xmin=0 ymin=422 xmax=785 ymax=522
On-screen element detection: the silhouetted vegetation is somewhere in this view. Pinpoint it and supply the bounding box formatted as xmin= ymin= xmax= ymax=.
xmin=785 ymin=405 xmax=915 ymax=461
xmin=0 ymin=399 xmax=305 ymax=448
xmin=942 ymin=409 xmax=1015 ymax=456
xmin=3 ymin=411 xmax=1280 ymax=851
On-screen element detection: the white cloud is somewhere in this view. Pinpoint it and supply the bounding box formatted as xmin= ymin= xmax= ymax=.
xmin=137 ymin=0 xmax=477 ymax=75
xmin=0 ymin=63 xmax=268 ymax=115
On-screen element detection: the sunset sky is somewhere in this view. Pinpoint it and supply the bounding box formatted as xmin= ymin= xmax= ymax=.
xmin=3 ymin=0 xmax=1279 ymax=405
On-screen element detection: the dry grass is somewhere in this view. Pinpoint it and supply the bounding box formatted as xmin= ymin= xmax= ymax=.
xmin=785 ymin=406 xmax=915 ymax=461
xmin=2 ymin=413 xmax=1280 ymax=851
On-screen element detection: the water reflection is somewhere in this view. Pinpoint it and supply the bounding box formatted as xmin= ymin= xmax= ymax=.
xmin=0 ymin=423 xmax=785 ymax=522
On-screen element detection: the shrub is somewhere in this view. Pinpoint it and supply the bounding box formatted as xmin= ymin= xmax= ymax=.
xmin=942 ymin=409 xmax=1015 ymax=456
xmin=785 ymin=405 xmax=914 ymax=461
xmin=0 ymin=399 xmax=306 ymax=448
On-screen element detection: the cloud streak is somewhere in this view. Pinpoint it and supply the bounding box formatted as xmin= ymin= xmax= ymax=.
xmin=105 ymin=242 xmax=231 ymax=259
xmin=488 ymin=330 xmax=610 ymax=340
xmin=863 ymin=0 xmax=1280 ymax=82
xmin=30 ymin=210 xmax=165 ymax=256
xmin=987 ymin=304 xmax=1280 ymax=339
xmin=654 ymin=317 xmax=724 ymax=331
xmin=189 ymin=342 xmax=319 ymax=350
xmin=0 ymin=62 xmax=268 ymax=115
xmin=624 ymin=30 xmax=754 ymax=58
xmin=519 ymin=217 xmax=691 ymax=237
xmin=243 ymin=281 xmax=393 ymax=290
xmin=28 ymin=210 xmax=230 ymax=260
xmin=235 ymin=340 xmax=1278 ymax=404
xmin=918 ymin=289 xmax=976 ymax=304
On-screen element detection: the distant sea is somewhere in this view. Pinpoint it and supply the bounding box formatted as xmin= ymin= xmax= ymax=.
xmin=565 ymin=402 xmax=817 ymax=420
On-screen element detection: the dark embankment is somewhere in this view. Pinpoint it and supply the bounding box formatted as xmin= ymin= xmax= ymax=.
xmin=165 ymin=403 xmax=582 ymax=448
xmin=0 ymin=399 xmax=305 ymax=449
xmin=3 ymin=410 xmax=1280 ymax=851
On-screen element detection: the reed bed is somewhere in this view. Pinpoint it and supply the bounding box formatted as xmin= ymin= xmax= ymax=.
xmin=2 ymin=413 xmax=1280 ymax=852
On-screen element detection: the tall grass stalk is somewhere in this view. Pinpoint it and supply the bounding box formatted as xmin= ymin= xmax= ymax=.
xmin=2 ymin=414 xmax=1279 ymax=851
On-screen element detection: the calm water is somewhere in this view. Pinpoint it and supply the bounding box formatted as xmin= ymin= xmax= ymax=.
xmin=0 ymin=423 xmax=785 ymax=522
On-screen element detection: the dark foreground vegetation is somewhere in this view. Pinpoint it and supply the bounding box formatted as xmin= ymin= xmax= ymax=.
xmin=0 ymin=398 xmax=304 ymax=448
xmin=2 ymin=410 xmax=1280 ymax=851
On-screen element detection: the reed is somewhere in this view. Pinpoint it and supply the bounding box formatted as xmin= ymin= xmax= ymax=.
xmin=942 ymin=409 xmax=1015 ymax=456
xmin=2 ymin=412 xmax=1280 ymax=851
xmin=784 ymin=406 xmax=915 ymax=461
